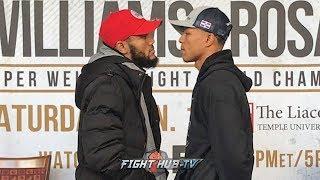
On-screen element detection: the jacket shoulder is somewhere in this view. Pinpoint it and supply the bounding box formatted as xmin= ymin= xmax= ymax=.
xmin=198 ymin=70 xmax=240 ymax=102
xmin=200 ymin=70 xmax=237 ymax=89
xmin=81 ymin=74 xmax=125 ymax=110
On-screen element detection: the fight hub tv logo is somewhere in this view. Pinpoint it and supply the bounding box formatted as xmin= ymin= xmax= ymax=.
xmin=120 ymin=150 xmax=202 ymax=173
xmin=120 ymin=159 xmax=202 ymax=172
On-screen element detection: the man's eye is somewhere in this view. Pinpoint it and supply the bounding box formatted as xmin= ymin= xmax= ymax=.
xmin=140 ymin=35 xmax=147 ymax=39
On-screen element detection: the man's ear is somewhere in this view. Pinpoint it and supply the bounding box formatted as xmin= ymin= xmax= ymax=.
xmin=114 ymin=41 xmax=130 ymax=54
xmin=205 ymin=33 xmax=216 ymax=47
xmin=115 ymin=40 xmax=133 ymax=60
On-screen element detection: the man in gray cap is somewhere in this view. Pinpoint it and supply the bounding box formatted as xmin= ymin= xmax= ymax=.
xmin=170 ymin=6 xmax=254 ymax=180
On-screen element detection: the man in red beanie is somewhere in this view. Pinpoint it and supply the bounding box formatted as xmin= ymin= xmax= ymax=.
xmin=75 ymin=9 xmax=166 ymax=180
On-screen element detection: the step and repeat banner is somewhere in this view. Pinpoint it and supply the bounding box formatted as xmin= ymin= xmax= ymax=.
xmin=1 ymin=0 xmax=320 ymax=179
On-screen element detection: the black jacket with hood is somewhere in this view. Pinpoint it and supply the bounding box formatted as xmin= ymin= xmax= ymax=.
xmin=175 ymin=49 xmax=254 ymax=180
xmin=75 ymin=46 xmax=162 ymax=180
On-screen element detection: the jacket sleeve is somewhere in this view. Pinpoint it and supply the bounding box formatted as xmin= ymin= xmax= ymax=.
xmin=80 ymin=77 xmax=128 ymax=177
xmin=204 ymin=84 xmax=253 ymax=180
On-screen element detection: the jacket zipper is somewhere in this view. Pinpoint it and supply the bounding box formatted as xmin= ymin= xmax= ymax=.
xmin=137 ymin=73 xmax=148 ymax=150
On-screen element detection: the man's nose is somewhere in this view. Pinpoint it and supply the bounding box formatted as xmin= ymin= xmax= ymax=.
xmin=148 ymin=37 xmax=155 ymax=45
xmin=179 ymin=33 xmax=188 ymax=43
xmin=179 ymin=35 xmax=184 ymax=43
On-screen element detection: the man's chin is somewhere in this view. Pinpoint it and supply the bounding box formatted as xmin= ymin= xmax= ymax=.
xmin=135 ymin=57 xmax=159 ymax=69
xmin=183 ymin=57 xmax=194 ymax=63
xmin=145 ymin=58 xmax=159 ymax=68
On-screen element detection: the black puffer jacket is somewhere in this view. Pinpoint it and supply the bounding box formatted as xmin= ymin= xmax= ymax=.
xmin=176 ymin=49 xmax=254 ymax=180
xmin=75 ymin=55 xmax=161 ymax=180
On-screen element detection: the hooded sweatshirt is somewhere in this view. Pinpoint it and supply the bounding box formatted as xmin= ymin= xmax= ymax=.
xmin=175 ymin=49 xmax=254 ymax=180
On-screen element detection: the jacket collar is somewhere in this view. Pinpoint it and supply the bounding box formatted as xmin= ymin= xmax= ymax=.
xmin=197 ymin=49 xmax=233 ymax=81
xmin=195 ymin=49 xmax=253 ymax=92
xmin=88 ymin=45 xmax=146 ymax=89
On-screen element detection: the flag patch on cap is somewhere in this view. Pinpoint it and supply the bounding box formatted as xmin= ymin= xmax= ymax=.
xmin=200 ymin=20 xmax=211 ymax=29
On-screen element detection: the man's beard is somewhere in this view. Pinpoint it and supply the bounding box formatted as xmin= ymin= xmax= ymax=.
xmin=129 ymin=44 xmax=159 ymax=68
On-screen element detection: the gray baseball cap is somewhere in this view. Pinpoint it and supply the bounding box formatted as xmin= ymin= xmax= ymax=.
xmin=169 ymin=6 xmax=232 ymax=40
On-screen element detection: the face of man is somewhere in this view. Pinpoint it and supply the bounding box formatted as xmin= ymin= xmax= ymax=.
xmin=126 ymin=32 xmax=159 ymax=68
xmin=179 ymin=28 xmax=209 ymax=62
